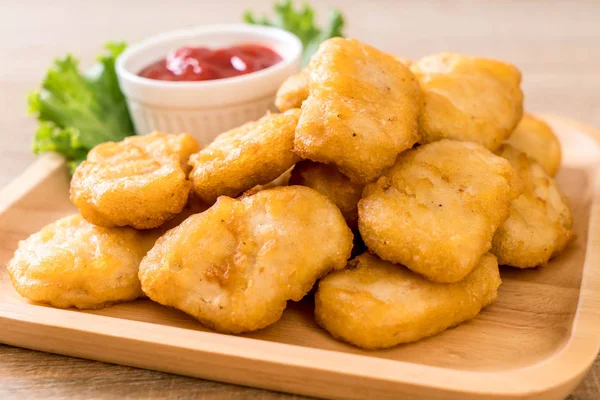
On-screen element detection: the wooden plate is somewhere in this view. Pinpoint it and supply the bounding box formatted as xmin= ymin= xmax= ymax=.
xmin=1 ymin=115 xmax=599 ymax=399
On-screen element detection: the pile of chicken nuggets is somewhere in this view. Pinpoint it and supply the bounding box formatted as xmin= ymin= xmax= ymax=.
xmin=8 ymin=38 xmax=573 ymax=349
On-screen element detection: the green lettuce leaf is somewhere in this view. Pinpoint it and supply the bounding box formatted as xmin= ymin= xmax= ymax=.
xmin=28 ymin=42 xmax=134 ymax=173
xmin=243 ymin=0 xmax=345 ymax=65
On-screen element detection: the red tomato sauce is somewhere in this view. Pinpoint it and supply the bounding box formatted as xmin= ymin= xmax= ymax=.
xmin=138 ymin=44 xmax=283 ymax=82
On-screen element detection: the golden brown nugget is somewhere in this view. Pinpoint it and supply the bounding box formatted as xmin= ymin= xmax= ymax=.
xmin=411 ymin=53 xmax=523 ymax=151
xmin=358 ymin=140 xmax=522 ymax=283
xmin=290 ymin=160 xmax=364 ymax=227
xmin=139 ymin=186 xmax=353 ymax=333
xmin=7 ymin=214 xmax=157 ymax=309
xmin=315 ymin=252 xmax=501 ymax=349
xmin=294 ymin=38 xmax=421 ymax=184
xmin=505 ymin=114 xmax=562 ymax=176
xmin=275 ymin=57 xmax=413 ymax=113
xmin=492 ymin=145 xmax=573 ymax=268
xmin=189 ymin=109 xmax=301 ymax=203
xmin=71 ymin=132 xmax=199 ymax=229
xmin=275 ymin=69 xmax=309 ymax=111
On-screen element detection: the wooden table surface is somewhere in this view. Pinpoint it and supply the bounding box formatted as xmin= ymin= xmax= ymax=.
xmin=1 ymin=0 xmax=599 ymax=398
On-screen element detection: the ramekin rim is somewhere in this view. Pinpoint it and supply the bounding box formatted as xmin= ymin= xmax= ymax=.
xmin=115 ymin=23 xmax=303 ymax=91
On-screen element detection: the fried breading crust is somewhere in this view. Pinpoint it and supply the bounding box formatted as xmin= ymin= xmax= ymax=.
xmin=359 ymin=140 xmax=522 ymax=283
xmin=294 ymin=38 xmax=421 ymax=184
xmin=71 ymin=132 xmax=199 ymax=229
xmin=275 ymin=69 xmax=309 ymax=112
xmin=275 ymin=57 xmax=413 ymax=114
xmin=189 ymin=109 xmax=301 ymax=203
xmin=411 ymin=53 xmax=523 ymax=151
xmin=139 ymin=186 xmax=353 ymax=333
xmin=290 ymin=160 xmax=363 ymax=227
xmin=492 ymin=145 xmax=573 ymax=268
xmin=505 ymin=114 xmax=562 ymax=176
xmin=7 ymin=214 xmax=157 ymax=309
xmin=315 ymin=252 xmax=501 ymax=349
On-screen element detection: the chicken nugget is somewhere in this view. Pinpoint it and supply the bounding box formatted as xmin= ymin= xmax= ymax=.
xmin=7 ymin=214 xmax=157 ymax=309
xmin=139 ymin=186 xmax=353 ymax=333
xmin=492 ymin=145 xmax=573 ymax=268
xmin=71 ymin=132 xmax=199 ymax=229
xmin=505 ymin=114 xmax=562 ymax=176
xmin=189 ymin=109 xmax=301 ymax=203
xmin=411 ymin=53 xmax=523 ymax=151
xmin=294 ymin=38 xmax=421 ymax=184
xmin=359 ymin=140 xmax=522 ymax=283
xmin=315 ymin=252 xmax=501 ymax=349
xmin=275 ymin=57 xmax=413 ymax=113
xmin=275 ymin=69 xmax=309 ymax=111
xmin=290 ymin=160 xmax=363 ymax=227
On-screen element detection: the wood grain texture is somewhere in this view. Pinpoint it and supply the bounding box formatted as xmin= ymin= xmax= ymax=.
xmin=1 ymin=0 xmax=599 ymax=398
xmin=0 ymin=344 xmax=309 ymax=400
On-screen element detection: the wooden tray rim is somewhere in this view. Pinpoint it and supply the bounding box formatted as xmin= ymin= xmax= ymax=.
xmin=1 ymin=115 xmax=599 ymax=398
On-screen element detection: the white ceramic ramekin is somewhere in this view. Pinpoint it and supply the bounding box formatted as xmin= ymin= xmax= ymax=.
xmin=116 ymin=24 xmax=302 ymax=145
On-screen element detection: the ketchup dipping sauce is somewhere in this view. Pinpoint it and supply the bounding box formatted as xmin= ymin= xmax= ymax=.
xmin=138 ymin=43 xmax=283 ymax=82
